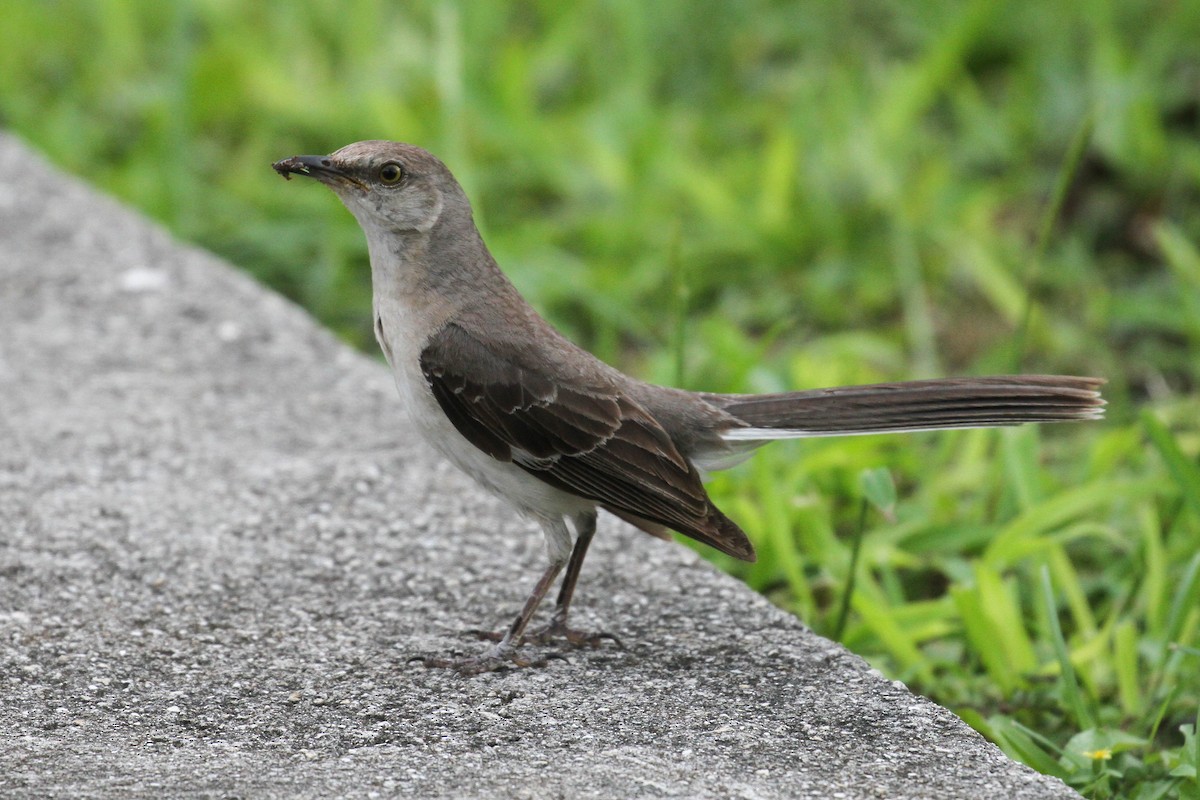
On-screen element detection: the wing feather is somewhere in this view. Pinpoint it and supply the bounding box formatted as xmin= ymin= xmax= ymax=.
xmin=419 ymin=323 xmax=754 ymax=560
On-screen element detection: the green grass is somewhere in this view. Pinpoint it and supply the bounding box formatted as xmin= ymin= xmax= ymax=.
xmin=3 ymin=1 xmax=1199 ymax=795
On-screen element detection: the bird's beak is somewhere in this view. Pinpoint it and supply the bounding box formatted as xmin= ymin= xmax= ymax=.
xmin=272 ymin=155 xmax=366 ymax=191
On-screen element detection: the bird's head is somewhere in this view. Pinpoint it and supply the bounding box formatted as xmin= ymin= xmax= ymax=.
xmin=273 ymin=140 xmax=459 ymax=234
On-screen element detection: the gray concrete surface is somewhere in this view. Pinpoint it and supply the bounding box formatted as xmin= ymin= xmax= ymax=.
xmin=0 ymin=132 xmax=1079 ymax=799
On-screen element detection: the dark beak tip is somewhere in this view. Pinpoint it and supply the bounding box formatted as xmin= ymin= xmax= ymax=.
xmin=272 ymin=156 xmax=309 ymax=181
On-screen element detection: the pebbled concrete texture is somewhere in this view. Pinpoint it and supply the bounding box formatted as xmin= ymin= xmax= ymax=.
xmin=0 ymin=132 xmax=1079 ymax=799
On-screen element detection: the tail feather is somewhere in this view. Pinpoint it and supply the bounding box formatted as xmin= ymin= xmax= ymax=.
xmin=707 ymin=375 xmax=1104 ymax=441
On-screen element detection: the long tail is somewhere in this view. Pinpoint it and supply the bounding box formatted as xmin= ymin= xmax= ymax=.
xmin=707 ymin=375 xmax=1105 ymax=441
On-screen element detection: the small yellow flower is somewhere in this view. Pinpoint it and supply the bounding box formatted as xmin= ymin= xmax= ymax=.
xmin=1083 ymin=748 xmax=1113 ymax=761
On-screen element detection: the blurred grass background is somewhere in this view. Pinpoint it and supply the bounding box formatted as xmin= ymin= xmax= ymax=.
xmin=3 ymin=0 xmax=1199 ymax=795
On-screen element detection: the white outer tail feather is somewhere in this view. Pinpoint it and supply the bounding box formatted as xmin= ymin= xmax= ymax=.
xmin=721 ymin=413 xmax=1105 ymax=442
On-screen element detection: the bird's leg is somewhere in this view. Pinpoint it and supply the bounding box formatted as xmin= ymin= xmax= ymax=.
xmin=525 ymin=511 xmax=623 ymax=649
xmin=422 ymin=554 xmax=566 ymax=674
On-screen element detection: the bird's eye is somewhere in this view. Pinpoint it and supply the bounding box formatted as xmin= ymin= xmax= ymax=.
xmin=378 ymin=162 xmax=404 ymax=185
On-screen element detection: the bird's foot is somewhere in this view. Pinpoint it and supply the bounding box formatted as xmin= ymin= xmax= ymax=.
xmin=412 ymin=643 xmax=566 ymax=675
xmin=524 ymin=618 xmax=624 ymax=650
xmin=465 ymin=619 xmax=623 ymax=650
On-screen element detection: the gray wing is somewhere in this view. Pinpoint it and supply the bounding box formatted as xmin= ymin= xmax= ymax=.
xmin=419 ymin=323 xmax=754 ymax=560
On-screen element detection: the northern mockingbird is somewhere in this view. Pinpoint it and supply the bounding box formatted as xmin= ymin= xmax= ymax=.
xmin=273 ymin=141 xmax=1104 ymax=674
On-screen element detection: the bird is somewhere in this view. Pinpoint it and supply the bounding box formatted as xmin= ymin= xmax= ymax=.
xmin=273 ymin=141 xmax=1104 ymax=673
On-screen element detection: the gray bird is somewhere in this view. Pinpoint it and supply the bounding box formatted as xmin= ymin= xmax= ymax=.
xmin=273 ymin=141 xmax=1104 ymax=673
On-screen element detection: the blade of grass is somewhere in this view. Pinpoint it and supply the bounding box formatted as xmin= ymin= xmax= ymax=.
xmin=1000 ymin=426 xmax=1041 ymax=513
xmin=1010 ymin=110 xmax=1095 ymax=371
xmin=987 ymin=716 xmax=1071 ymax=780
xmin=1191 ymin=707 xmax=1199 ymax=788
xmin=1041 ymin=565 xmax=1095 ymax=729
xmin=981 ymin=565 xmax=1038 ymax=674
xmin=1162 ymin=553 xmax=1200 ymax=660
xmin=877 ymin=0 xmax=998 ymax=141
xmin=834 ymin=498 xmax=868 ymax=641
xmin=1153 ymin=220 xmax=1200 ymax=288
xmin=1113 ymin=620 xmax=1142 ymax=716
xmin=951 ymin=565 xmax=1038 ymax=694
xmin=889 ymin=220 xmax=940 ymax=379
xmin=668 ymin=218 xmax=688 ymax=387
xmin=1147 ymin=685 xmax=1181 ymax=747
xmin=1143 ymin=411 xmax=1200 ymax=522
xmin=985 ymin=478 xmax=1157 ymax=565
xmin=851 ymin=589 xmax=931 ymax=682
xmin=1047 ymin=544 xmax=1098 ymax=641
xmin=1141 ymin=503 xmax=1169 ymax=635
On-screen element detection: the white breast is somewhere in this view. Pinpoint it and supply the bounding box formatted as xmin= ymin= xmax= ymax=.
xmin=372 ymin=295 xmax=594 ymax=538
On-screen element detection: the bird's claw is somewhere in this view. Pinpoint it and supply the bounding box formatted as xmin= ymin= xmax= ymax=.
xmin=463 ymin=627 xmax=506 ymax=643
xmin=528 ymin=622 xmax=624 ymax=650
xmin=465 ymin=621 xmax=622 ymax=650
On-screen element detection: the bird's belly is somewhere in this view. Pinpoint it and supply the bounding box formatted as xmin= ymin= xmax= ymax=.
xmin=380 ymin=321 xmax=592 ymax=523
